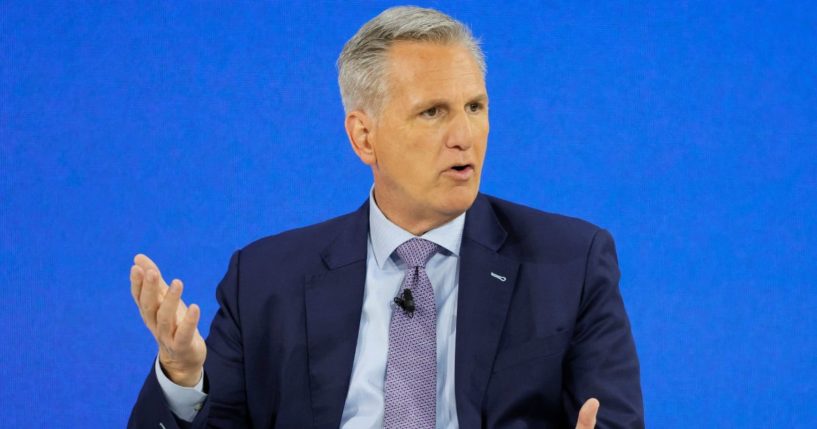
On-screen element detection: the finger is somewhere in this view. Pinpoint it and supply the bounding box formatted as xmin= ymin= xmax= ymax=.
xmin=157 ymin=279 xmax=183 ymax=346
xmin=174 ymin=303 xmax=200 ymax=348
xmin=134 ymin=253 xmax=163 ymax=279
xmin=130 ymin=264 xmax=144 ymax=305
xmin=139 ymin=268 xmax=167 ymax=332
xmin=576 ymin=398 xmax=600 ymax=429
xmin=172 ymin=284 xmax=189 ymax=323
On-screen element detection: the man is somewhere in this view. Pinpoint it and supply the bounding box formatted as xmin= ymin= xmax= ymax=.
xmin=129 ymin=6 xmax=643 ymax=428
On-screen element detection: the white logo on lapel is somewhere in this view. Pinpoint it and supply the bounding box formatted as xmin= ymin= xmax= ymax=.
xmin=490 ymin=272 xmax=507 ymax=282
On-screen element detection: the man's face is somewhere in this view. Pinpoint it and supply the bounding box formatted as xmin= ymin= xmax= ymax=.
xmin=366 ymin=41 xmax=489 ymax=227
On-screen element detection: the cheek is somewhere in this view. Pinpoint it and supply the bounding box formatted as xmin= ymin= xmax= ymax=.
xmin=396 ymin=137 xmax=441 ymax=175
xmin=379 ymin=139 xmax=433 ymax=186
xmin=478 ymin=131 xmax=489 ymax=160
xmin=375 ymin=123 xmax=448 ymax=188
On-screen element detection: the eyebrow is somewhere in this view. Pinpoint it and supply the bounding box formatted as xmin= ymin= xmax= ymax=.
xmin=468 ymin=93 xmax=489 ymax=104
xmin=411 ymin=93 xmax=489 ymax=112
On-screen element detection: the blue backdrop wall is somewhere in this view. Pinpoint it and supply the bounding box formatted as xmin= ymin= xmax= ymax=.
xmin=2 ymin=1 xmax=815 ymax=427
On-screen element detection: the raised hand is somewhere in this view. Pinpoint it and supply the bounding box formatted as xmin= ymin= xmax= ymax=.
xmin=575 ymin=398 xmax=600 ymax=429
xmin=130 ymin=254 xmax=207 ymax=387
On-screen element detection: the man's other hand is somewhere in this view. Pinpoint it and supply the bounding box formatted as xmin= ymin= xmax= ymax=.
xmin=575 ymin=398 xmax=600 ymax=429
xmin=130 ymin=253 xmax=206 ymax=387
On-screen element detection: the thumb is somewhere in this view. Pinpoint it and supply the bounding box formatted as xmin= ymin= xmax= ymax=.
xmin=576 ymin=398 xmax=600 ymax=429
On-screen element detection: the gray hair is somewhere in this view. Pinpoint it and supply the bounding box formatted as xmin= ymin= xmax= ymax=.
xmin=337 ymin=6 xmax=485 ymax=116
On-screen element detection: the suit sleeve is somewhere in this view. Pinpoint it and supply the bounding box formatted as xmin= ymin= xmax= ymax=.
xmin=129 ymin=250 xmax=251 ymax=429
xmin=561 ymin=229 xmax=645 ymax=429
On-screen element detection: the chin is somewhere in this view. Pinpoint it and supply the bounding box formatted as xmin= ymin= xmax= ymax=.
xmin=437 ymin=186 xmax=479 ymax=216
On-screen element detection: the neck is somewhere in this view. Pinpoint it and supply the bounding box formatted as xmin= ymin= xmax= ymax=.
xmin=372 ymin=187 xmax=459 ymax=236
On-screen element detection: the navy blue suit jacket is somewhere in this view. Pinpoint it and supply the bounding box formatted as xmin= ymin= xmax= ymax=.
xmin=129 ymin=194 xmax=644 ymax=428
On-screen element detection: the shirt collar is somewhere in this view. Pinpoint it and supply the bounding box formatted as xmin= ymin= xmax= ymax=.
xmin=368 ymin=186 xmax=466 ymax=269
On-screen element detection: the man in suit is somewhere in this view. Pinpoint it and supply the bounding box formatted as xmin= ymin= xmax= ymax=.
xmin=129 ymin=6 xmax=643 ymax=428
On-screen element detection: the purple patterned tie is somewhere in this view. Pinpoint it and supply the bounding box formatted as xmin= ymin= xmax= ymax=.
xmin=383 ymin=238 xmax=440 ymax=429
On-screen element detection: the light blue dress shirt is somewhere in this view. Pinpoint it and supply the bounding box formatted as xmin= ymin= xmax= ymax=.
xmin=340 ymin=191 xmax=463 ymax=428
xmin=157 ymin=190 xmax=464 ymax=428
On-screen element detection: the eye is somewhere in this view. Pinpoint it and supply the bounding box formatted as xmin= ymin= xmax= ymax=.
xmin=421 ymin=106 xmax=440 ymax=118
xmin=467 ymin=102 xmax=484 ymax=113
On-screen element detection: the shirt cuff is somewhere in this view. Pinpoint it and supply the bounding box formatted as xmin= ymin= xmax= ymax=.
xmin=154 ymin=356 xmax=207 ymax=422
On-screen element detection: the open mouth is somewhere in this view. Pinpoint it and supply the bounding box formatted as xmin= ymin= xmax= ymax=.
xmin=445 ymin=164 xmax=474 ymax=180
xmin=449 ymin=163 xmax=474 ymax=171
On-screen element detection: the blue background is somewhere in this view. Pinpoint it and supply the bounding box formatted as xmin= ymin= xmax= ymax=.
xmin=2 ymin=1 xmax=815 ymax=426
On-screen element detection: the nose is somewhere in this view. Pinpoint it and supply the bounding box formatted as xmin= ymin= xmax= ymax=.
xmin=444 ymin=110 xmax=473 ymax=151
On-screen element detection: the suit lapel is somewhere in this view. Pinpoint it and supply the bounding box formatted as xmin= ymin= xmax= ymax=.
xmin=455 ymin=195 xmax=519 ymax=426
xmin=304 ymin=201 xmax=369 ymax=428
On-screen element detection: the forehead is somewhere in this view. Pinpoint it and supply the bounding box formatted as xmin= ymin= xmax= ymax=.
xmin=384 ymin=41 xmax=486 ymax=103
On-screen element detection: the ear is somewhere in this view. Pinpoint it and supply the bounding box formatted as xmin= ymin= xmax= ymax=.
xmin=345 ymin=110 xmax=377 ymax=166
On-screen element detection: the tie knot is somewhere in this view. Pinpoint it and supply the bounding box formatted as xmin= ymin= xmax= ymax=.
xmin=395 ymin=238 xmax=440 ymax=268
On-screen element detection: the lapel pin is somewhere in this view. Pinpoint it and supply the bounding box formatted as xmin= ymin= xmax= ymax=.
xmin=490 ymin=272 xmax=507 ymax=282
